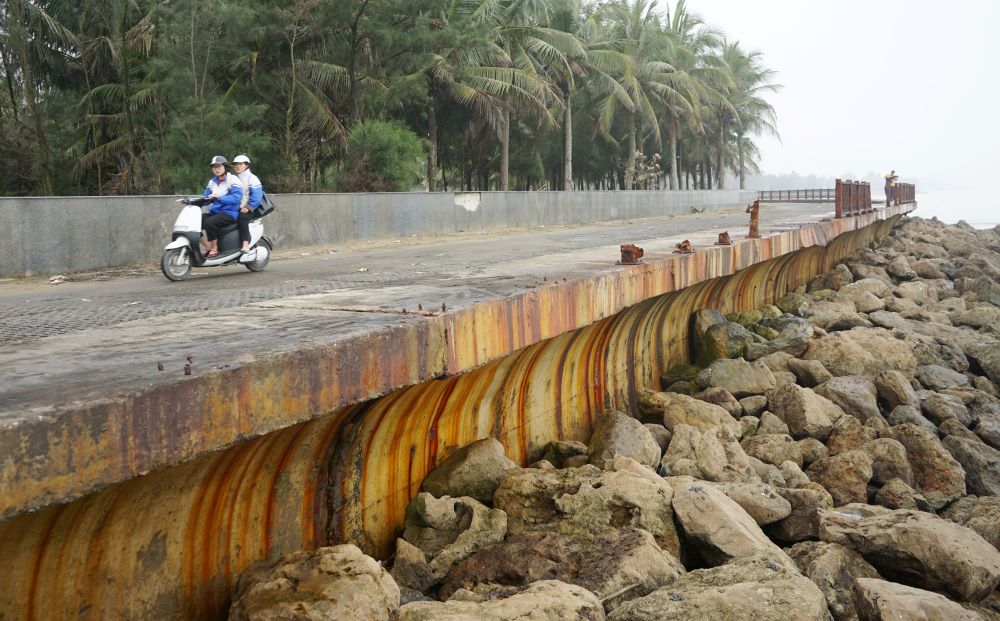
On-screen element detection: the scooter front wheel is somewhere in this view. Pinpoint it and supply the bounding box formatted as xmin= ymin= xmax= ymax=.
xmin=244 ymin=238 xmax=272 ymax=272
xmin=161 ymin=247 xmax=192 ymax=281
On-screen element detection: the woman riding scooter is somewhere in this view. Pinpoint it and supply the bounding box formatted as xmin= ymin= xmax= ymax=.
xmin=186 ymin=155 xmax=243 ymax=258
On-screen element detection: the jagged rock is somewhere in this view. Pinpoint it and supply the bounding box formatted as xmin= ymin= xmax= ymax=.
xmin=867 ymin=310 xmax=909 ymax=331
xmin=726 ymin=309 xmax=764 ymax=327
xmin=647 ymin=391 xmax=741 ymax=437
xmin=975 ymin=407 xmax=1000 ymax=449
xmin=660 ymin=363 xmax=702 ymax=392
xmin=670 ymin=480 xmax=793 ymax=567
xmin=825 ymin=416 xmax=878 ymax=455
xmin=940 ymin=417 xmax=982 ymax=443
xmin=861 ymin=438 xmax=913 ymax=486
xmin=886 ymin=404 xmax=937 ymax=432
xmin=563 ymin=455 xmax=590 ymax=468
xmin=917 ymin=364 xmax=971 ymax=391
xmin=695 ymin=358 xmax=777 ymax=398
xmin=776 ymin=292 xmax=812 ymax=316
xmin=692 ymin=308 xmax=727 ymax=341
xmin=745 ymin=323 xmax=816 ymax=360
xmin=863 ymin=414 xmax=890 ymax=436
xmin=767 ymin=384 xmax=846 ymax=441
xmin=814 ymin=376 xmax=881 ymax=421
xmin=541 ymin=440 xmax=589 ymax=468
xmin=851 ymin=291 xmax=886 ymax=314
xmin=756 ymin=351 xmax=795 ymax=373
xmin=895 ymin=281 xmax=934 ymax=303
xmin=798 ymin=438 xmax=830 ymax=467
xmin=875 ymin=370 xmax=920 ymax=409
xmin=398 ymin=580 xmax=605 ymax=620
xmin=698 ymin=321 xmax=754 ymax=365
xmin=716 ymin=481 xmax=792 ymax=526
xmin=607 ymin=553 xmax=830 ymax=621
xmin=767 ymin=487 xmax=833 ymax=543
xmin=402 ymin=493 xmax=507 ymax=582
xmin=757 ymin=411 xmax=790 ymax=435
xmin=873 ymin=478 xmax=931 ymax=511
xmin=588 ymin=409 xmax=661 ymax=469
xmin=391 ymin=539 xmax=436 ymax=593
xmin=739 ymin=395 xmax=768 ymax=417
xmin=739 ymin=416 xmax=760 ymax=438
xmin=779 ymin=461 xmax=810 ymax=488
xmin=493 ymin=463 xmax=680 ymax=557
xmin=421 ymin=438 xmax=517 ymax=504
xmin=788 ymin=358 xmax=835 ymax=388
xmin=693 ymin=387 xmax=742 ymax=417
xmin=887 ymin=255 xmax=918 ymax=281
xmin=662 ymin=424 xmax=758 ymax=483
xmin=747 ymin=455 xmax=787 ymax=487
xmin=230 ymin=545 xmax=400 ymax=621
xmin=806 ymin=451 xmax=873 ymax=506
xmin=841 ymin=277 xmax=892 ymax=299
xmin=438 ymin=529 xmax=684 ymax=610
xmin=809 ymin=264 xmax=854 ymax=292
xmin=888 ymin=423 xmax=966 ymax=509
xmin=942 ymin=496 xmax=1000 ymax=552
xmin=773 ymin=371 xmax=798 ymax=387
xmin=787 ymin=541 xmax=880 ymax=621
xmin=806 ymin=301 xmax=871 ymax=332
xmin=975 ymin=375 xmax=999 ymax=396
xmin=804 ymin=328 xmax=917 ymax=377
xmin=854 ymin=578 xmax=981 ymax=621
xmin=911 ymin=258 xmax=947 ymax=279
xmin=943 ymin=435 xmax=1000 ymax=496
xmin=742 ymin=433 xmax=802 ymax=468
xmin=923 ymin=392 xmax=974 ymax=426
xmin=643 ymin=424 xmax=671 ymax=454
xmin=819 ymin=508 xmax=1000 ymax=601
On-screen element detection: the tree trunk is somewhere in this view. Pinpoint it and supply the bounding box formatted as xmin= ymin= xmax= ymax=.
xmin=738 ymin=133 xmax=746 ymax=189
xmin=427 ymin=86 xmax=437 ymax=192
xmin=668 ymin=117 xmax=679 ymax=191
xmin=500 ymin=105 xmax=510 ymax=191
xmin=562 ymin=89 xmax=572 ymax=191
xmin=716 ymin=123 xmax=725 ymax=189
xmin=12 ymin=17 xmax=53 ymax=194
xmin=624 ymin=114 xmax=637 ymax=190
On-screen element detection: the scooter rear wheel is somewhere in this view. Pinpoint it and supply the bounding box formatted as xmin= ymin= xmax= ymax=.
xmin=161 ymin=247 xmax=192 ymax=281
xmin=244 ymin=239 xmax=272 ymax=272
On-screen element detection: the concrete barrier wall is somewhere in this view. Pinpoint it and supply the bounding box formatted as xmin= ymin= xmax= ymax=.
xmin=0 ymin=189 xmax=755 ymax=277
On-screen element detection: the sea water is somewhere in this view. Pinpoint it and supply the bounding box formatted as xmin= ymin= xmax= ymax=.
xmin=911 ymin=189 xmax=999 ymax=229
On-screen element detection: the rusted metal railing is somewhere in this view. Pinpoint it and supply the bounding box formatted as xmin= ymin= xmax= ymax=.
xmin=834 ymin=179 xmax=873 ymax=218
xmin=890 ymin=182 xmax=915 ymax=206
xmin=757 ymin=188 xmax=834 ymax=202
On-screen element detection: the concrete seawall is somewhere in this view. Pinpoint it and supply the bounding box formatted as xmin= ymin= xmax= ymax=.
xmin=0 ymin=203 xmax=913 ymax=619
xmin=0 ymin=189 xmax=755 ymax=277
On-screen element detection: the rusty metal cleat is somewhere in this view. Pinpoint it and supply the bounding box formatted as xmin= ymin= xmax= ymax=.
xmin=617 ymin=243 xmax=644 ymax=265
xmin=673 ymin=240 xmax=694 ymax=254
xmin=714 ymin=231 xmax=732 ymax=245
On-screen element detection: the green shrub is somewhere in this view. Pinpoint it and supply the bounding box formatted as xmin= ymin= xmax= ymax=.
xmin=337 ymin=121 xmax=427 ymax=192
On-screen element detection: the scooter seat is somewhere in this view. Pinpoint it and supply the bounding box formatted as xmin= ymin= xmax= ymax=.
xmin=217 ymin=222 xmax=239 ymax=236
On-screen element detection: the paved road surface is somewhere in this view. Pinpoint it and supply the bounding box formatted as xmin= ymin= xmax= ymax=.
xmin=0 ymin=202 xmax=831 ymax=344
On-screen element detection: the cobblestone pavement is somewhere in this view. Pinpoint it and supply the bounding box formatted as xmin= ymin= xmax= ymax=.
xmin=0 ymin=203 xmax=831 ymax=344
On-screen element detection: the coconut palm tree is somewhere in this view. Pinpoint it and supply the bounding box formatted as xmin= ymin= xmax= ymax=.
xmin=721 ymin=40 xmax=779 ymax=189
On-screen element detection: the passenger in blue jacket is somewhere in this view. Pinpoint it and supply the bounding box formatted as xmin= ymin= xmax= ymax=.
xmin=232 ymin=154 xmax=264 ymax=253
xmin=200 ymin=155 xmax=243 ymax=257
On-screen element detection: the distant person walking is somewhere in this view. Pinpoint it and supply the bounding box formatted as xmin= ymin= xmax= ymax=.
xmin=884 ymin=170 xmax=898 ymax=206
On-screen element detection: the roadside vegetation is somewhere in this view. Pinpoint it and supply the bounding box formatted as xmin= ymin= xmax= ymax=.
xmin=0 ymin=0 xmax=778 ymax=195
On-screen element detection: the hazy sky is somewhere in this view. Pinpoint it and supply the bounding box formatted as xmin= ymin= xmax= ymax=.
xmin=683 ymin=0 xmax=999 ymax=190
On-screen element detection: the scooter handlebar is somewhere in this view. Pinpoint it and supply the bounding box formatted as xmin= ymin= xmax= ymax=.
xmin=178 ymin=195 xmax=214 ymax=206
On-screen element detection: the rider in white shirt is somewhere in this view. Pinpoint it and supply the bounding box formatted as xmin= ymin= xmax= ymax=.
xmin=232 ymin=154 xmax=264 ymax=253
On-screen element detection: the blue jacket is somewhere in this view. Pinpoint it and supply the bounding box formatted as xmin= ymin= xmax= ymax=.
xmin=203 ymin=172 xmax=243 ymax=220
xmin=237 ymin=170 xmax=264 ymax=210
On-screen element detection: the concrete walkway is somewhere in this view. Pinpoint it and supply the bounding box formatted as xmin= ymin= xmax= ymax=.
xmin=2 ymin=200 xmax=882 ymax=519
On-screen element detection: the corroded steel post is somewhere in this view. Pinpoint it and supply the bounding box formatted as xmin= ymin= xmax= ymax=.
xmin=746 ymin=200 xmax=761 ymax=238
xmin=835 ymin=179 xmax=843 ymax=218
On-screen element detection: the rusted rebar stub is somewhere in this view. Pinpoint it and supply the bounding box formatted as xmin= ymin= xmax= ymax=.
xmin=714 ymin=231 xmax=732 ymax=245
xmin=673 ymin=240 xmax=694 ymax=254
xmin=617 ymin=243 xmax=644 ymax=265
xmin=746 ymin=200 xmax=761 ymax=239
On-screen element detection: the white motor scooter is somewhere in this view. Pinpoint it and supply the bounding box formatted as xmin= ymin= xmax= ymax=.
xmin=161 ymin=195 xmax=275 ymax=281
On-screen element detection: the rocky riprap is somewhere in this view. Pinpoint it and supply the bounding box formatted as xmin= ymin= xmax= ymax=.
xmin=228 ymin=217 xmax=1000 ymax=620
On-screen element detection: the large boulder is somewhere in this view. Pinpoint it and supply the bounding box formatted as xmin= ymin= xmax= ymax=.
xmin=825 ymin=416 xmax=878 ymax=456
xmin=872 ymin=478 xmax=931 ymax=512
xmin=438 ymin=529 xmax=684 ymax=610
xmin=588 ymin=409 xmax=661 ymax=469
xmin=861 ymin=438 xmax=913 ymax=486
xmin=806 ymin=451 xmax=873 ymax=506
xmin=787 ymin=358 xmax=835 ymax=388
xmin=887 ymin=423 xmax=966 ymax=509
xmin=697 ymin=321 xmax=754 ymax=365
xmin=874 ymin=370 xmax=920 ymax=409
xmin=397 ymin=580 xmax=605 ymax=620
xmin=402 ymin=493 xmax=507 ymax=582
xmin=671 ymin=479 xmax=792 ymax=567
xmin=421 ymin=438 xmax=517 ymax=504
xmin=942 ymin=496 xmax=1000 ymax=552
xmin=787 ymin=541 xmax=881 ymax=621
xmin=742 ymin=433 xmax=803 ymax=468
xmin=766 ymin=384 xmax=846 ymax=441
xmin=662 ymin=425 xmax=758 ymax=483
xmin=541 ymin=440 xmax=588 ymax=468
xmin=886 ymin=255 xmax=918 ymax=281
xmin=916 ymin=364 xmax=971 ymax=391
xmin=818 ymin=508 xmax=1000 ymax=602
xmin=805 ymin=301 xmax=871 ymax=332
xmin=645 ymin=391 xmax=741 ymax=437
xmin=853 ymin=578 xmax=982 ymax=621
xmin=767 ymin=487 xmax=834 ymax=543
xmin=716 ymin=481 xmax=792 ymax=526
xmin=942 ymin=435 xmax=1000 ymax=496
xmin=230 ymin=545 xmax=401 ymax=621
xmin=694 ymin=387 xmax=743 ymax=418
xmin=608 ymin=553 xmax=831 ymax=621
xmin=803 ymin=328 xmax=917 ymax=377
xmin=695 ymin=358 xmax=777 ymax=398
xmin=493 ymin=463 xmax=681 ymax=557
xmin=814 ymin=376 xmax=881 ymax=421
